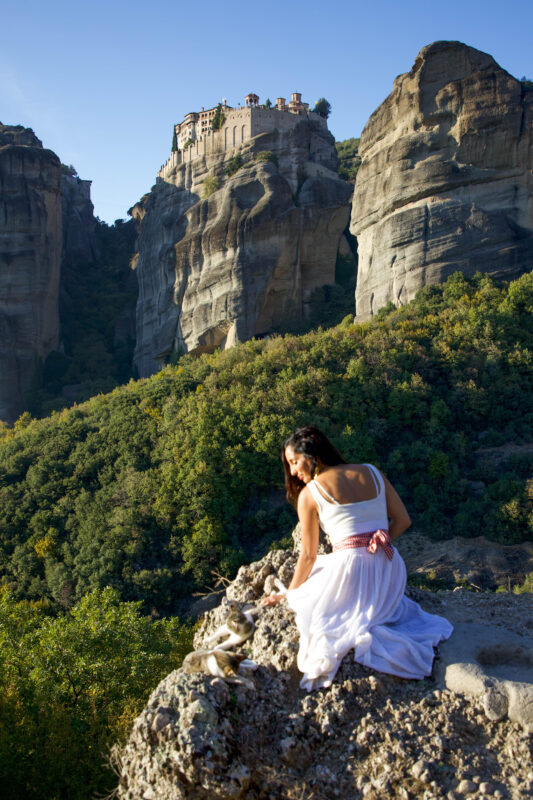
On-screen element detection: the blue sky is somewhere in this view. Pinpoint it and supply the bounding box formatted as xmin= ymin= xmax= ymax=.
xmin=1 ymin=0 xmax=532 ymax=223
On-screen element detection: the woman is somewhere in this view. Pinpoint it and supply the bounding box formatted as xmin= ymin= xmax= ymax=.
xmin=262 ymin=426 xmax=453 ymax=691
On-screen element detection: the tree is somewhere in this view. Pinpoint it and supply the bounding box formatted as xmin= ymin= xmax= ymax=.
xmin=335 ymin=137 xmax=361 ymax=182
xmin=0 ymin=588 xmax=192 ymax=800
xmin=265 ymin=98 xmax=272 ymax=108
xmin=211 ymin=103 xmax=225 ymax=131
xmin=314 ymin=98 xmax=331 ymax=119
xmin=172 ymin=129 xmax=178 ymax=152
xmin=61 ymin=163 xmax=78 ymax=177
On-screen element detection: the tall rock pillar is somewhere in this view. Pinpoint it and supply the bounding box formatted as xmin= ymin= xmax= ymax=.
xmin=0 ymin=125 xmax=62 ymax=422
xmin=351 ymin=41 xmax=533 ymax=319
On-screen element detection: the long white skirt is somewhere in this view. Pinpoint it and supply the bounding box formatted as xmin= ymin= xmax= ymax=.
xmin=286 ymin=547 xmax=453 ymax=691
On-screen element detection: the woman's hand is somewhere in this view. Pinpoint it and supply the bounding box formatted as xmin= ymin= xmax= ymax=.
xmin=260 ymin=592 xmax=286 ymax=607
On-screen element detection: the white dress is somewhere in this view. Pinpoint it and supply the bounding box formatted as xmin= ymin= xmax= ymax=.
xmin=286 ymin=464 xmax=453 ymax=691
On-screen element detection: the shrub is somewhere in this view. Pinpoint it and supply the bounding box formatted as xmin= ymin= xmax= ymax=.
xmin=225 ymin=153 xmax=245 ymax=176
xmin=255 ymin=150 xmax=278 ymax=166
xmin=203 ymin=175 xmax=221 ymax=197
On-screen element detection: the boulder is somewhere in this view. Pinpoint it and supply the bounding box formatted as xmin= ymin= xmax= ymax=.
xmin=351 ymin=41 xmax=533 ymax=319
xmin=434 ymin=622 xmax=533 ymax=732
xmin=117 ymin=543 xmax=533 ymax=799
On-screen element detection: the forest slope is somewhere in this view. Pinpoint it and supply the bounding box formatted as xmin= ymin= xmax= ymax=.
xmin=0 ymin=271 xmax=531 ymax=615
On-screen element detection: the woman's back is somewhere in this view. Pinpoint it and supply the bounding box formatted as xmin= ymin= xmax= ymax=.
xmin=312 ymin=463 xmax=381 ymax=505
xmin=307 ymin=463 xmax=389 ymax=546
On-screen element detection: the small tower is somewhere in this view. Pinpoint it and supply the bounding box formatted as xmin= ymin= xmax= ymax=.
xmin=245 ymin=93 xmax=259 ymax=107
xmin=288 ymin=92 xmax=307 ymax=115
xmin=276 ymin=97 xmax=287 ymax=110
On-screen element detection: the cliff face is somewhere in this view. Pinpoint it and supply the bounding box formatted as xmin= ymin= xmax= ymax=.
xmin=61 ymin=172 xmax=97 ymax=266
xmin=351 ymin=41 xmax=533 ymax=319
xmin=0 ymin=124 xmax=62 ymax=422
xmin=131 ymin=120 xmax=352 ymax=377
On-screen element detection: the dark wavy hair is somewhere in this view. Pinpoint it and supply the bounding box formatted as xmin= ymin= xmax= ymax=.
xmin=281 ymin=426 xmax=346 ymax=505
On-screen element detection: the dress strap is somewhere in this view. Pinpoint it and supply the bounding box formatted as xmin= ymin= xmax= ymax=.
xmin=364 ymin=464 xmax=383 ymax=497
xmin=308 ymin=479 xmax=339 ymax=506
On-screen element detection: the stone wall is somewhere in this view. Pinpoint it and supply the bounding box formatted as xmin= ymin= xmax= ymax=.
xmin=158 ymin=107 xmax=326 ymax=179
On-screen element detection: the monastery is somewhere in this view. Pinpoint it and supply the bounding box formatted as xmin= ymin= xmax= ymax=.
xmin=158 ymin=92 xmax=327 ymax=179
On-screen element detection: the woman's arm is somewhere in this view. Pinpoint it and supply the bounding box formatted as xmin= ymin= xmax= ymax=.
xmin=287 ymin=487 xmax=319 ymax=590
xmin=382 ymin=473 xmax=411 ymax=540
xmin=261 ymin=487 xmax=319 ymax=606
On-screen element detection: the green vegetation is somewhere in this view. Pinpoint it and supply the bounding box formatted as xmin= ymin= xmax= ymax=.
xmin=27 ymin=218 xmax=137 ymax=417
xmin=512 ymin=572 xmax=533 ymax=593
xmin=172 ymin=128 xmax=178 ymax=152
xmin=335 ymin=137 xmax=361 ymax=183
xmin=255 ymin=150 xmax=278 ymax=166
xmin=314 ymin=97 xmax=332 ymax=118
xmin=284 ymin=248 xmax=356 ymax=336
xmin=203 ymin=174 xmax=221 ymax=198
xmin=265 ymin=98 xmax=272 ymax=108
xmin=61 ymin=163 xmax=78 ymax=177
xmin=2 ymin=267 xmax=532 ymax=796
xmin=211 ymin=103 xmax=226 ymax=131
xmin=183 ymin=138 xmax=195 ymax=149
xmin=225 ymin=152 xmax=245 ymax=176
xmin=1 ymin=271 xmax=532 ymax=620
xmin=0 ymin=587 xmax=193 ymax=800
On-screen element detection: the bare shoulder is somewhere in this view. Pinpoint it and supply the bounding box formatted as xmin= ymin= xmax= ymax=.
xmin=297 ymin=484 xmax=318 ymax=513
xmin=340 ymin=463 xmax=374 ymax=480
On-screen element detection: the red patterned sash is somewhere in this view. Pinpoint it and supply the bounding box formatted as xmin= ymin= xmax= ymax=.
xmin=332 ymin=530 xmax=393 ymax=561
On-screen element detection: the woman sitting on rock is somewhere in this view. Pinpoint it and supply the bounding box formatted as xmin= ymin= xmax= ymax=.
xmin=261 ymin=425 xmax=453 ymax=691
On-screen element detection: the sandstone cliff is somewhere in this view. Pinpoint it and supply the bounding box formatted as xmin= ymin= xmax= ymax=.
xmin=0 ymin=124 xmax=62 ymax=422
xmin=130 ymin=121 xmax=352 ymax=376
xmin=61 ymin=170 xmax=97 ymax=266
xmin=351 ymin=41 xmax=533 ymax=319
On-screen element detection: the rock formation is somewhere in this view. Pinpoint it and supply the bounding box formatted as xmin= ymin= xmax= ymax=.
xmin=130 ymin=121 xmax=352 ymax=377
xmin=117 ymin=536 xmax=533 ymax=799
xmin=0 ymin=124 xmax=62 ymax=422
xmin=351 ymin=41 xmax=533 ymax=319
xmin=61 ymin=170 xmax=97 ymax=266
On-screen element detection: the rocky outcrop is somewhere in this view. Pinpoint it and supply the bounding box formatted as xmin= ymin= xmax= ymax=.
xmin=61 ymin=170 xmax=97 ymax=265
xmin=0 ymin=124 xmax=62 ymax=422
xmin=117 ymin=538 xmax=533 ymax=799
xmin=130 ymin=121 xmax=352 ymax=376
xmin=351 ymin=41 xmax=533 ymax=319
